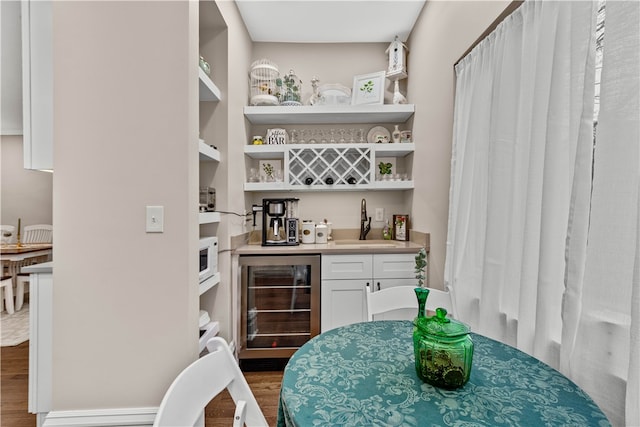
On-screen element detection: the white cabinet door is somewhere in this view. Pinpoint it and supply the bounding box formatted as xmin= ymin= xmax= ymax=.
xmin=322 ymin=254 xmax=372 ymax=280
xmin=321 ymin=279 xmax=368 ymax=332
xmin=22 ymin=0 xmax=53 ymax=170
xmin=373 ymin=253 xmax=416 ymax=279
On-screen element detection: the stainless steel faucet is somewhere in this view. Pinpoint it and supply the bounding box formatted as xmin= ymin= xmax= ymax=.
xmin=359 ymin=198 xmax=371 ymax=240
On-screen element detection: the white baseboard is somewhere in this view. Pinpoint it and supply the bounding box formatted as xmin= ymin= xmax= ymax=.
xmin=42 ymin=407 xmax=158 ymax=427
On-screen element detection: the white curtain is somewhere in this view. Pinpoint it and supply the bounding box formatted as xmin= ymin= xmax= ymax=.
xmin=447 ymin=0 xmax=640 ymax=424
xmin=447 ymin=0 xmax=596 ymax=364
xmin=560 ymin=1 xmax=640 ymax=426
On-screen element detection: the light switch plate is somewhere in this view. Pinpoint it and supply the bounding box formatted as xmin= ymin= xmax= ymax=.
xmin=146 ymin=206 xmax=164 ymax=233
xmin=375 ymin=208 xmax=384 ymax=222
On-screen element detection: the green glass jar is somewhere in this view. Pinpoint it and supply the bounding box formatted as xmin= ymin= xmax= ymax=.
xmin=413 ymin=307 xmax=473 ymax=389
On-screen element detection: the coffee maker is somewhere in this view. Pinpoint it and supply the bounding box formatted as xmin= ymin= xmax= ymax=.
xmin=262 ymin=198 xmax=299 ymax=246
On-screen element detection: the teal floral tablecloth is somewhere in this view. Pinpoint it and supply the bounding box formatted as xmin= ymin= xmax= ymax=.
xmin=277 ymin=320 xmax=610 ymax=427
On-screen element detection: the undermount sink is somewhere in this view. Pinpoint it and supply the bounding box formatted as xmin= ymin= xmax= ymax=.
xmin=333 ymin=239 xmax=399 ymax=247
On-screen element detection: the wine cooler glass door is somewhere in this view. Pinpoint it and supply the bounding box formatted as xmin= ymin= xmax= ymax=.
xmin=240 ymin=255 xmax=320 ymax=358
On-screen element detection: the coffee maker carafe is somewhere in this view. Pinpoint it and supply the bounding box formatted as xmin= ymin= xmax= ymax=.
xmin=262 ymin=198 xmax=299 ymax=246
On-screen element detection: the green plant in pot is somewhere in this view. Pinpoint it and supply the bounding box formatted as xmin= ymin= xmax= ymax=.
xmin=276 ymin=69 xmax=302 ymax=106
xmin=412 ymin=248 xmax=474 ymax=389
xmin=378 ymin=162 xmax=393 ymax=176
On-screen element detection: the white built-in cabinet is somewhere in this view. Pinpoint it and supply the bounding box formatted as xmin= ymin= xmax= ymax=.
xmin=197 ymin=3 xmax=222 ymax=353
xmin=243 ymin=105 xmax=415 ymax=192
xmin=320 ymin=253 xmax=418 ymax=331
xmin=21 ymin=0 xmax=53 ymax=170
xmin=25 ymin=262 xmax=53 ymax=427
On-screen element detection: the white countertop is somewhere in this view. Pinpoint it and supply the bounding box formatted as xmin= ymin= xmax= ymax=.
xmin=235 ymin=239 xmax=423 ymax=255
xmin=22 ymin=261 xmax=53 ymax=274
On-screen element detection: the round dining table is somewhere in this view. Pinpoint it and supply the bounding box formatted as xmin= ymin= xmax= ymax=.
xmin=277 ymin=320 xmax=610 ymax=426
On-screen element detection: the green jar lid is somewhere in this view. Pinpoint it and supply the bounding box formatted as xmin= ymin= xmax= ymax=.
xmin=416 ymin=307 xmax=470 ymax=338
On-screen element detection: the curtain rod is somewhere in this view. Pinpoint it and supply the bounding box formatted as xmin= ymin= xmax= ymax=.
xmin=454 ymin=0 xmax=524 ymax=68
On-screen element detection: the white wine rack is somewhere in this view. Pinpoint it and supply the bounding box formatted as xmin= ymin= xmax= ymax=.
xmin=289 ymin=145 xmax=371 ymax=187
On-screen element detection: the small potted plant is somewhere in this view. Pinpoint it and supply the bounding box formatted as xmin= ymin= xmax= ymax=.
xmin=378 ymin=161 xmax=393 ymax=176
xmin=413 ymin=248 xmax=429 ymax=317
xmin=414 ymin=247 xmax=427 ymax=288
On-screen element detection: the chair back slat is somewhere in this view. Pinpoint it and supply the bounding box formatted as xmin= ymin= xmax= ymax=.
xmin=366 ymin=284 xmax=456 ymax=321
xmin=22 ymin=225 xmax=53 ymax=243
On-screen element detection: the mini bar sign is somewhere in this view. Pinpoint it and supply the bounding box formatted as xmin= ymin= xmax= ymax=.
xmin=266 ymin=128 xmax=288 ymax=145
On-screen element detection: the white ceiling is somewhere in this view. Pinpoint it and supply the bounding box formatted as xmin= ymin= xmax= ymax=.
xmin=235 ymin=0 xmax=427 ymax=43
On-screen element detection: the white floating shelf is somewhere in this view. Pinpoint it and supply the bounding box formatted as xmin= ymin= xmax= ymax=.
xmin=373 ymin=143 xmax=415 ymax=157
xmin=243 ymin=143 xmax=414 ymax=160
xmin=198 ymin=321 xmax=220 ymax=353
xmin=244 ymin=182 xmax=414 ymax=192
xmin=244 ymin=104 xmax=415 ymax=125
xmin=199 ymin=272 xmax=220 ymax=295
xmin=373 ymin=180 xmax=414 ymax=190
xmin=244 ymin=182 xmax=287 ymax=191
xmin=199 ymin=211 xmax=221 ymax=224
xmin=199 ymin=139 xmax=221 ymax=162
xmin=199 ymin=68 xmax=221 ymax=101
xmin=244 ymin=144 xmax=286 ymax=160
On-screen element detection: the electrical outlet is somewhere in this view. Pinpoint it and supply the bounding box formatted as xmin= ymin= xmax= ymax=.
xmin=375 ymin=208 xmax=384 ymax=222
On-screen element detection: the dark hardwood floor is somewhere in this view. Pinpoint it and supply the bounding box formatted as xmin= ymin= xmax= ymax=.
xmin=1 ymin=341 xmax=35 ymax=427
xmin=1 ymin=341 xmax=284 ymax=426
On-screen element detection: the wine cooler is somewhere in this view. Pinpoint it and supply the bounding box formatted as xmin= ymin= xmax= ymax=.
xmin=239 ymin=254 xmax=320 ymax=359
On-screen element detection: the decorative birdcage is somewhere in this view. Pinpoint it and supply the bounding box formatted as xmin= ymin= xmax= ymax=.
xmin=278 ymin=69 xmax=302 ymax=106
xmin=249 ymin=59 xmax=280 ymax=106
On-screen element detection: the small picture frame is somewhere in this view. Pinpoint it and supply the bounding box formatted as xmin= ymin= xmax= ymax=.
xmin=259 ymin=160 xmax=283 ymax=182
xmin=393 ymin=214 xmax=410 ymax=241
xmin=351 ymin=71 xmax=386 ymax=105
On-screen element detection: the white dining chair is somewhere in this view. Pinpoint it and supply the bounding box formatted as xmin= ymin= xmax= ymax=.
xmin=153 ymin=337 xmax=268 ymax=427
xmin=0 ymin=275 xmax=15 ymax=314
xmin=22 ymin=224 xmax=53 ymax=243
xmin=15 ymin=273 xmax=29 ymax=311
xmin=1 ymin=225 xmax=16 ymax=244
xmin=366 ymin=284 xmax=456 ymax=321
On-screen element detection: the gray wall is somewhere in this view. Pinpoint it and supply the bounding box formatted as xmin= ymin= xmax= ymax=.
xmin=1 ymin=135 xmax=53 ymax=228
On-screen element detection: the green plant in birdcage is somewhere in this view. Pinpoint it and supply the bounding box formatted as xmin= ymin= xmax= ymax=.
xmin=276 ymin=70 xmax=301 ymax=104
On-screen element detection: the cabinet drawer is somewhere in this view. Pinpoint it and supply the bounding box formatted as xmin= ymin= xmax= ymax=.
xmin=322 ymin=254 xmax=372 ymax=280
xmin=373 ymin=253 xmax=417 ymax=279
